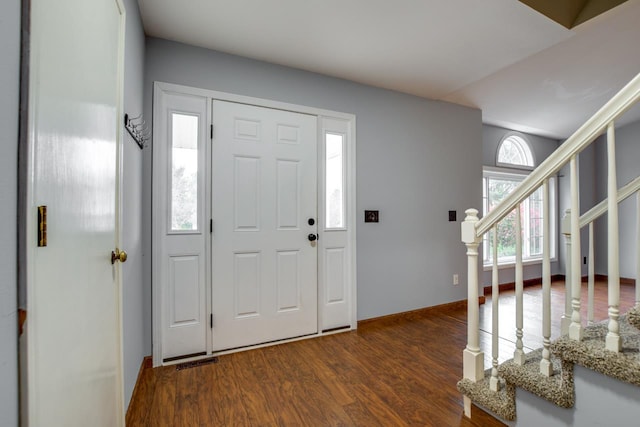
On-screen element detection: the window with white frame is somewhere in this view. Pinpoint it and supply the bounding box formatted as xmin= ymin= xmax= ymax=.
xmin=483 ymin=135 xmax=556 ymax=266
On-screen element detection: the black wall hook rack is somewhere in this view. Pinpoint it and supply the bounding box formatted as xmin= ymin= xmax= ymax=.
xmin=124 ymin=113 xmax=150 ymax=149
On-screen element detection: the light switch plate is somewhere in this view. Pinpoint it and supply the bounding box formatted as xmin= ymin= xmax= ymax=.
xmin=365 ymin=210 xmax=379 ymax=223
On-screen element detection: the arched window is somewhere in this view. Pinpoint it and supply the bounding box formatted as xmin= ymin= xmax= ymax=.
xmin=496 ymin=135 xmax=534 ymax=169
xmin=483 ymin=133 xmax=556 ymax=266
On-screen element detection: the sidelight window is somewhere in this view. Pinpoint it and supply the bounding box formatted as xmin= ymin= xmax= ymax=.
xmin=170 ymin=113 xmax=199 ymax=231
xmin=325 ymin=132 xmax=345 ymax=229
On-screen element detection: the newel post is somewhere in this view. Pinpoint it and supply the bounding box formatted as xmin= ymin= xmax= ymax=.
xmin=461 ymin=209 xmax=484 ymax=379
xmin=461 ymin=209 xmax=484 ymax=417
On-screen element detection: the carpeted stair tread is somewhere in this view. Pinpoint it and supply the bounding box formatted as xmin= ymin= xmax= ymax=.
xmin=459 ymin=310 xmax=640 ymax=422
xmin=457 ymin=371 xmax=516 ymax=421
xmin=499 ymin=349 xmax=574 ymax=408
xmin=628 ymin=305 xmax=640 ymax=330
xmin=552 ymin=314 xmax=640 ymax=387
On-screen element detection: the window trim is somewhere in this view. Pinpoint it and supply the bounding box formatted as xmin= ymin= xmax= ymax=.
xmin=495 ymin=133 xmax=535 ymax=171
xmin=482 ymin=166 xmax=557 ymax=269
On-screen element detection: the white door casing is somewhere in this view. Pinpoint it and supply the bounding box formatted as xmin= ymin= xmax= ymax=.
xmin=152 ymin=82 xmax=357 ymax=364
xmin=210 ymin=100 xmax=318 ymax=351
xmin=25 ymin=0 xmax=125 ymax=425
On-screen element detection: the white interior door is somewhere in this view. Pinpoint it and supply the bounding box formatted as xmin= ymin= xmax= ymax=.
xmin=25 ymin=0 xmax=125 ymax=425
xmin=211 ymin=100 xmax=318 ymax=351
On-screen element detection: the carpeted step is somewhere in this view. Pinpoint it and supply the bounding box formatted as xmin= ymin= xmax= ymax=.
xmin=458 ymin=310 xmax=640 ymax=422
xmin=628 ymin=305 xmax=640 ymax=330
xmin=552 ymin=314 xmax=640 ymax=387
xmin=499 ymin=349 xmax=574 ymax=408
xmin=457 ymin=371 xmax=517 ymax=421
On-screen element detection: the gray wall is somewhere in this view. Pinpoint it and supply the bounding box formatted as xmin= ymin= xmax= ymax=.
xmin=121 ymin=0 xmax=147 ymax=409
xmin=481 ymin=125 xmax=561 ymax=287
xmin=144 ymin=38 xmax=483 ymax=321
xmin=594 ymin=119 xmax=640 ymax=279
xmin=0 ymin=1 xmax=20 ymax=425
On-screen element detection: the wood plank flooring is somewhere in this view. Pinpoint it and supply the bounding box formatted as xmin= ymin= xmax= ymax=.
xmin=127 ymin=305 xmax=504 ymax=426
xmin=127 ymin=278 xmax=636 ymax=426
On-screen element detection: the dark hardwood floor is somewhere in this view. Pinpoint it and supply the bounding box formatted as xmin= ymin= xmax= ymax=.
xmin=127 ymin=304 xmax=504 ymax=426
xmin=127 ymin=278 xmax=636 ymax=426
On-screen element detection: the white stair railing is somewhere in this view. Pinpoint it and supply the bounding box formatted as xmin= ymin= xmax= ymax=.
xmin=460 ymin=72 xmax=640 ymax=418
xmin=579 ymin=175 xmax=640 ymax=325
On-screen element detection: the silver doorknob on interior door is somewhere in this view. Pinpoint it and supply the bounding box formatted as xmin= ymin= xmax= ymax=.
xmin=308 ymin=234 xmax=318 ymax=242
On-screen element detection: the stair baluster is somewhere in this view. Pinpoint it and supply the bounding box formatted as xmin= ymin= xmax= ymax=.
xmin=514 ymin=206 xmax=525 ymax=364
xmin=540 ymin=179 xmax=553 ymax=376
xmin=561 ymin=209 xmax=572 ymax=335
xmin=606 ymin=122 xmax=622 ymax=352
xmin=490 ymin=226 xmax=500 ymax=390
xmin=588 ymin=222 xmax=595 ymax=325
xmin=569 ymin=157 xmax=583 ymax=341
xmin=636 ymin=191 xmax=640 ymax=308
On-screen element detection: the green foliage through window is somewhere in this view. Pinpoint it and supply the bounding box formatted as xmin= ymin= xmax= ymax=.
xmin=482 ymin=170 xmax=555 ymax=265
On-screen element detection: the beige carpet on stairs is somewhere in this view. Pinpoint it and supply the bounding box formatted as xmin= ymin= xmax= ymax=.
xmin=458 ymin=309 xmax=640 ymax=422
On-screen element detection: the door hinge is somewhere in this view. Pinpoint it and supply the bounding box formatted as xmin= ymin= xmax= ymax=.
xmin=210 ymin=313 xmax=213 ymax=328
xmin=37 ymin=206 xmax=47 ymax=247
xmin=210 ymin=124 xmax=213 ymax=139
xmin=210 ymin=219 xmax=213 ymax=233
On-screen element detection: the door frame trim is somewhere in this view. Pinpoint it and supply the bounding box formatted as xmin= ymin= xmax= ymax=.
xmin=152 ymin=81 xmax=357 ymax=366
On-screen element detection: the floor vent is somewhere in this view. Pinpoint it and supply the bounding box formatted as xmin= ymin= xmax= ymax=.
xmin=175 ymin=356 xmax=219 ymax=371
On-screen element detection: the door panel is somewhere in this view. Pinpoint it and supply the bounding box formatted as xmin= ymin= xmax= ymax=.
xmin=319 ymin=117 xmax=354 ymax=330
xmin=276 ymin=250 xmax=302 ymax=312
xmin=169 ymin=255 xmax=201 ymax=326
xmin=154 ymin=91 xmax=209 ymax=360
xmin=211 ymin=100 xmax=317 ymax=351
xmin=26 ymin=0 xmax=124 ymax=425
xmin=277 ymin=160 xmax=301 ymax=228
xmin=234 ymin=156 xmax=260 ymax=230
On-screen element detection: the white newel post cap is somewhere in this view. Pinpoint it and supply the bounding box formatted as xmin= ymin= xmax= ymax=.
xmin=461 ymin=208 xmax=480 ymax=244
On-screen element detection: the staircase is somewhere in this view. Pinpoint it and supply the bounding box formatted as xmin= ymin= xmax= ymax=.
xmin=457 ymin=72 xmax=640 ymax=424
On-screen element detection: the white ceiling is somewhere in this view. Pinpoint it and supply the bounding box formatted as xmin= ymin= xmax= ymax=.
xmin=138 ymin=0 xmax=640 ymax=139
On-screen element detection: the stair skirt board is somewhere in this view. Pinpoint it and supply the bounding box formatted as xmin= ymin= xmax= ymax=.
xmin=458 ymin=311 xmax=640 ymax=422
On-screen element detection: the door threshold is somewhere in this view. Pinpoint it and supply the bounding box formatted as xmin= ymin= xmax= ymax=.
xmin=215 ymin=332 xmax=318 ymax=354
xmin=161 ymin=326 xmax=354 ymax=366
xmin=175 ymin=356 xmax=219 ymax=371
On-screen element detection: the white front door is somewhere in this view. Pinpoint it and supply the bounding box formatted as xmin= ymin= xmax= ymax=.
xmin=25 ymin=0 xmax=125 ymax=425
xmin=211 ymin=100 xmax=318 ymax=351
